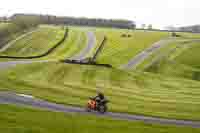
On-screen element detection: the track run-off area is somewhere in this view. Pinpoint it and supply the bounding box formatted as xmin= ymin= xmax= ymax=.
xmin=0 ymin=91 xmax=200 ymax=128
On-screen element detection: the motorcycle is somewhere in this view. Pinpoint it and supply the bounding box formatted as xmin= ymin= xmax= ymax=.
xmin=86 ymin=97 xmax=109 ymax=113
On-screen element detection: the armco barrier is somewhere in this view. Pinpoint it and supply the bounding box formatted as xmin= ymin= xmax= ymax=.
xmin=61 ymin=59 xmax=112 ymax=68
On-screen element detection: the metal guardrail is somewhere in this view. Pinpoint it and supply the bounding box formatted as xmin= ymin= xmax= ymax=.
xmin=61 ymin=36 xmax=112 ymax=68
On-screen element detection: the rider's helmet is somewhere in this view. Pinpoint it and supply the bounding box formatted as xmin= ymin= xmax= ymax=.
xmin=97 ymin=90 xmax=104 ymax=99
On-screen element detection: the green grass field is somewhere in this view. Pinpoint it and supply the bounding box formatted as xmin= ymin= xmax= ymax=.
xmin=135 ymin=39 xmax=190 ymax=71
xmin=146 ymin=41 xmax=200 ymax=80
xmin=178 ymin=32 xmax=200 ymax=38
xmin=1 ymin=25 xmax=200 ymax=132
xmin=0 ymin=25 xmax=65 ymax=57
xmin=174 ymin=42 xmax=200 ymax=68
xmin=0 ymin=23 xmax=26 ymax=48
xmin=1 ymin=62 xmax=200 ymax=121
xmin=1 ymin=104 xmax=199 ymax=133
xmin=67 ymin=27 xmax=171 ymax=67
xmin=41 ymin=27 xmax=87 ymax=60
xmin=94 ymin=29 xmax=170 ymax=67
xmin=148 ymin=59 xmax=200 ymax=80
xmin=0 ymin=23 xmax=10 ymax=29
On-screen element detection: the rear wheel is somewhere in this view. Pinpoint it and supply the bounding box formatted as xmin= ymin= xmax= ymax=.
xmin=86 ymin=105 xmax=91 ymax=112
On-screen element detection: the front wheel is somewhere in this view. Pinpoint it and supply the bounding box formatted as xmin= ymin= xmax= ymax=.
xmin=98 ymin=105 xmax=107 ymax=113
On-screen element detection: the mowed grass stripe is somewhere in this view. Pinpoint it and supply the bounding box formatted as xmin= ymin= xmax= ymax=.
xmin=0 ymin=25 xmax=65 ymax=57
xmin=174 ymin=42 xmax=200 ymax=68
xmin=41 ymin=28 xmax=87 ymax=60
xmin=95 ymin=29 xmax=169 ymax=67
xmin=1 ymin=104 xmax=200 ymax=133
xmin=1 ymin=62 xmax=200 ymax=120
xmin=146 ymin=41 xmax=200 ymax=80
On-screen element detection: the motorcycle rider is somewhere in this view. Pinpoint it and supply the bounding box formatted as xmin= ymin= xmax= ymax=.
xmin=94 ymin=91 xmax=105 ymax=106
xmin=86 ymin=90 xmax=109 ymax=113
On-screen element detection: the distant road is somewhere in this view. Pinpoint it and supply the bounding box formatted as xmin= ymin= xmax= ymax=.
xmin=0 ymin=60 xmax=52 ymax=69
xmin=0 ymin=91 xmax=200 ymax=128
xmin=120 ymin=38 xmax=178 ymax=70
xmin=120 ymin=38 xmax=200 ymax=70
xmin=0 ymin=29 xmax=38 ymax=52
xmin=70 ymin=31 xmax=96 ymax=60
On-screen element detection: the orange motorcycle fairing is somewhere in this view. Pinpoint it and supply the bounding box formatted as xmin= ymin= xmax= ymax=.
xmin=88 ymin=100 xmax=96 ymax=109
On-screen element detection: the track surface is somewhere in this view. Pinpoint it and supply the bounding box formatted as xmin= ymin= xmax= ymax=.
xmin=0 ymin=60 xmax=52 ymax=69
xmin=120 ymin=38 xmax=179 ymax=70
xmin=0 ymin=91 xmax=200 ymax=128
xmin=70 ymin=31 xmax=96 ymax=60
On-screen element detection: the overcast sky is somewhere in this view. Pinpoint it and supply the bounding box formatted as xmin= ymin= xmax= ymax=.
xmin=0 ymin=0 xmax=199 ymax=29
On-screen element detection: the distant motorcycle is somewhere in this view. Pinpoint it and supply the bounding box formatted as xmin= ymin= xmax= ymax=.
xmin=86 ymin=97 xmax=109 ymax=113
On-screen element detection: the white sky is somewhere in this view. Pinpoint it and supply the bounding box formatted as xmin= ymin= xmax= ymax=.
xmin=0 ymin=0 xmax=199 ymax=29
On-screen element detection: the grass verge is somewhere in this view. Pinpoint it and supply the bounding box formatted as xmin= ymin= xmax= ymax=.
xmin=0 ymin=104 xmax=200 ymax=133
xmin=1 ymin=62 xmax=200 ymax=121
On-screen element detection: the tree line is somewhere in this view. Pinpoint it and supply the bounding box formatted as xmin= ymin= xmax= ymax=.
xmin=178 ymin=25 xmax=200 ymax=33
xmin=10 ymin=13 xmax=136 ymax=29
xmin=166 ymin=25 xmax=200 ymax=33
xmin=0 ymin=13 xmax=135 ymax=47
